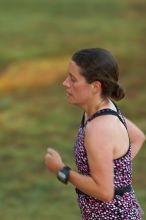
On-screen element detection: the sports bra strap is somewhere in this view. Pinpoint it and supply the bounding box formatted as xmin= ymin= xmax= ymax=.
xmin=81 ymin=108 xmax=127 ymax=129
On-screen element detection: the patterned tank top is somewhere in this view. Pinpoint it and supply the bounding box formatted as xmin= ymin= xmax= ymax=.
xmin=74 ymin=107 xmax=143 ymax=220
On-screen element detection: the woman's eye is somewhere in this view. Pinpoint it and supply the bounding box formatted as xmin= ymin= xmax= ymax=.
xmin=68 ymin=73 xmax=77 ymax=83
xmin=70 ymin=76 xmax=76 ymax=82
xmin=71 ymin=77 xmax=76 ymax=82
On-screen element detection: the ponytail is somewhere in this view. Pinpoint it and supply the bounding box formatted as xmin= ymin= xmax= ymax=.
xmin=111 ymin=83 xmax=125 ymax=101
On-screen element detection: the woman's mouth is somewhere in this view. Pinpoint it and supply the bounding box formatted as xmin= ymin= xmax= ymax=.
xmin=66 ymin=91 xmax=72 ymax=96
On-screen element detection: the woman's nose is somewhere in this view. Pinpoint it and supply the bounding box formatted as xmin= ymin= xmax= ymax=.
xmin=63 ymin=77 xmax=70 ymax=88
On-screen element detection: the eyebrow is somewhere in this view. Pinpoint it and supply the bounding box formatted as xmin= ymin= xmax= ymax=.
xmin=68 ymin=72 xmax=77 ymax=79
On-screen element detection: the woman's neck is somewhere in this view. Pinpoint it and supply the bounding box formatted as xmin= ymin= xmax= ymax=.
xmin=84 ymin=97 xmax=110 ymax=118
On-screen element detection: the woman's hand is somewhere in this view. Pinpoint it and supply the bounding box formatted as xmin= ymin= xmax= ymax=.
xmin=45 ymin=148 xmax=65 ymax=174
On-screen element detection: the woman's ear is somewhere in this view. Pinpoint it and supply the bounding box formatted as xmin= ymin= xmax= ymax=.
xmin=91 ymin=81 xmax=102 ymax=94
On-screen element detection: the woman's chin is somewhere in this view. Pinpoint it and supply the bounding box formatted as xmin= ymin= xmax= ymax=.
xmin=67 ymin=96 xmax=76 ymax=105
xmin=67 ymin=98 xmax=74 ymax=104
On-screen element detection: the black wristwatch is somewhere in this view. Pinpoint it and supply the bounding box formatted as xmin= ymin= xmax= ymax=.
xmin=57 ymin=166 xmax=71 ymax=184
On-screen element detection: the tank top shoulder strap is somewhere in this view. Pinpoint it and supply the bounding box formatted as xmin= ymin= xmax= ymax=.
xmin=81 ymin=105 xmax=127 ymax=129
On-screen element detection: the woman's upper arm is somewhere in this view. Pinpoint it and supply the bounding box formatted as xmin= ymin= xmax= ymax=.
xmin=84 ymin=118 xmax=115 ymax=196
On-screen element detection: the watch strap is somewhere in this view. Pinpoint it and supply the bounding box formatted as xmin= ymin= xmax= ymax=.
xmin=57 ymin=166 xmax=71 ymax=184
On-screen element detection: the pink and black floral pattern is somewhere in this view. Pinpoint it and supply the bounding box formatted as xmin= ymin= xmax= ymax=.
xmin=74 ymin=109 xmax=143 ymax=220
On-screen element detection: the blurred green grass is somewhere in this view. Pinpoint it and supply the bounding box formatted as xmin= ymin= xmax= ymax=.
xmin=0 ymin=0 xmax=146 ymax=65
xmin=0 ymin=85 xmax=81 ymax=220
xmin=0 ymin=0 xmax=146 ymax=219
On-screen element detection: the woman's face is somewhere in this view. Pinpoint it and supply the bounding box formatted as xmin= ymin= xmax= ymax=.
xmin=63 ymin=60 xmax=93 ymax=106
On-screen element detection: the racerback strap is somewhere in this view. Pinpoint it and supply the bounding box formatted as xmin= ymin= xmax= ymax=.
xmin=81 ymin=108 xmax=127 ymax=129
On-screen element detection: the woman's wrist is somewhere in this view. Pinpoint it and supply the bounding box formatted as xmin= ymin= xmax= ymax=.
xmin=57 ymin=166 xmax=71 ymax=184
xmin=53 ymin=163 xmax=65 ymax=174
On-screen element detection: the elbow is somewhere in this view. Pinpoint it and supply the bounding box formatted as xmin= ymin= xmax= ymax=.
xmin=131 ymin=132 xmax=146 ymax=159
xmin=138 ymin=131 xmax=146 ymax=146
xmin=94 ymin=189 xmax=114 ymax=202
xmin=134 ymin=131 xmax=146 ymax=147
xmin=139 ymin=130 xmax=145 ymax=142
xmin=100 ymin=193 xmax=114 ymax=202
xmin=142 ymin=132 xmax=146 ymax=143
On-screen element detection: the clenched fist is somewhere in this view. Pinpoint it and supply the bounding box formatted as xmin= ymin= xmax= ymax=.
xmin=44 ymin=148 xmax=65 ymax=174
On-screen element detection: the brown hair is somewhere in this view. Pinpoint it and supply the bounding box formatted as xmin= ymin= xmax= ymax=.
xmin=72 ymin=48 xmax=125 ymax=101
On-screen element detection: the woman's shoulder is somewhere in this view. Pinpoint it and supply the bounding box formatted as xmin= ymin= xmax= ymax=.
xmin=85 ymin=114 xmax=117 ymax=142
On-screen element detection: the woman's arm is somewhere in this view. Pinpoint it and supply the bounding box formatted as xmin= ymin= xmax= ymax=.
xmin=45 ymin=117 xmax=115 ymax=202
xmin=125 ymin=118 xmax=145 ymax=159
xmin=45 ymin=148 xmax=114 ymax=202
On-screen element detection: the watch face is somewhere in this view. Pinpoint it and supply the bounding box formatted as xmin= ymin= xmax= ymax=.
xmin=58 ymin=171 xmax=66 ymax=180
xmin=57 ymin=166 xmax=71 ymax=184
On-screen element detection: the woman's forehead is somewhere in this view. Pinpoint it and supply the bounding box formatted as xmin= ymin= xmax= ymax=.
xmin=68 ymin=61 xmax=82 ymax=76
